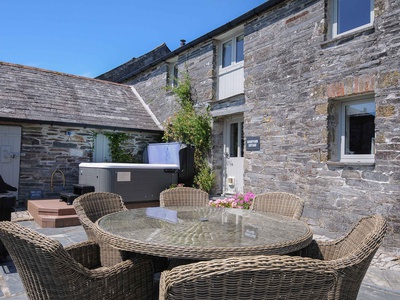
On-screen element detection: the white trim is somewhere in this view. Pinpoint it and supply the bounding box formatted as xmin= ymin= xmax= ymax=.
xmin=223 ymin=115 xmax=244 ymax=194
xmin=219 ymin=33 xmax=244 ymax=75
xmin=339 ymin=95 xmax=375 ymax=163
xmin=332 ymin=0 xmax=374 ymax=38
xmin=130 ymin=86 xmax=164 ymax=130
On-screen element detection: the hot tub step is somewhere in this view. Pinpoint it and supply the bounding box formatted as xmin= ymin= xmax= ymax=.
xmin=27 ymin=199 xmax=79 ymax=228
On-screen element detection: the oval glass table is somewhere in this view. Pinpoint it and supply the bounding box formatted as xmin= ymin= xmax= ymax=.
xmin=95 ymin=206 xmax=313 ymax=260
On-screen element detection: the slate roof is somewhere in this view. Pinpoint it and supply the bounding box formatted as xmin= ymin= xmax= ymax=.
xmin=0 ymin=62 xmax=162 ymax=132
xmin=97 ymin=43 xmax=171 ymax=83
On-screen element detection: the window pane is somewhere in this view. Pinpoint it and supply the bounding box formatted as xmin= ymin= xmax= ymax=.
xmin=345 ymin=102 xmax=375 ymax=155
xmin=240 ymin=122 xmax=244 ymax=157
xmin=337 ymin=0 xmax=372 ymax=34
xmin=230 ymin=123 xmax=238 ymax=157
xmin=222 ymin=41 xmax=232 ymax=68
xmin=236 ymin=35 xmax=244 ymax=63
xmin=173 ymin=65 xmax=178 ymax=86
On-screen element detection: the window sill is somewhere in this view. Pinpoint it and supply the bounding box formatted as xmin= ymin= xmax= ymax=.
xmin=321 ymin=25 xmax=375 ymax=49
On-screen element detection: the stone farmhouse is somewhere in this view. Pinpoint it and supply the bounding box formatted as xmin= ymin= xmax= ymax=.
xmin=97 ymin=0 xmax=400 ymax=251
xmin=0 ymin=0 xmax=399 ymax=251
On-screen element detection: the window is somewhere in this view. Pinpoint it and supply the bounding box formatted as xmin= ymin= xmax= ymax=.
xmin=167 ymin=61 xmax=178 ymax=87
xmin=218 ymin=32 xmax=245 ymax=99
xmin=331 ymin=0 xmax=374 ymax=37
xmin=229 ymin=122 xmax=244 ymax=158
xmin=222 ymin=40 xmax=232 ymax=68
xmin=340 ymin=96 xmax=375 ymax=163
xmin=221 ymin=34 xmax=244 ymax=70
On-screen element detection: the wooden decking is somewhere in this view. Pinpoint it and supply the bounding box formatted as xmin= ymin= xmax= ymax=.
xmin=27 ymin=198 xmax=160 ymax=228
xmin=27 ymin=199 xmax=80 ymax=228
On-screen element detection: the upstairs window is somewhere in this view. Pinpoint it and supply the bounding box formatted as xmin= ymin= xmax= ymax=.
xmin=217 ymin=30 xmax=244 ymax=99
xmin=340 ymin=96 xmax=375 ymax=163
xmin=331 ymin=0 xmax=374 ymax=37
xmin=167 ymin=60 xmax=178 ymax=88
xmin=221 ymin=34 xmax=244 ymax=69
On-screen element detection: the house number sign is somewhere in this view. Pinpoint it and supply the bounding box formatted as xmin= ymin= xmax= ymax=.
xmin=246 ymin=136 xmax=260 ymax=151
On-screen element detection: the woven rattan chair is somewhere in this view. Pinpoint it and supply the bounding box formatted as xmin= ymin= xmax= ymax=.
xmin=74 ymin=191 xmax=168 ymax=272
xmin=0 ymin=221 xmax=154 ymax=300
xmin=297 ymin=215 xmax=388 ymax=300
xmin=159 ymin=255 xmax=337 ymax=300
xmin=160 ymin=187 xmax=210 ymax=268
xmin=159 ymin=187 xmax=209 ymax=207
xmin=251 ymin=192 xmax=305 ymax=220
xmin=73 ymin=191 xmax=129 ymax=267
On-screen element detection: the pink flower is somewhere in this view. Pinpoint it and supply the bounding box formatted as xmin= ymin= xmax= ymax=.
xmin=209 ymin=192 xmax=254 ymax=209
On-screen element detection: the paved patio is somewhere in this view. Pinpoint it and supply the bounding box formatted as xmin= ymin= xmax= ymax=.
xmin=0 ymin=219 xmax=399 ymax=299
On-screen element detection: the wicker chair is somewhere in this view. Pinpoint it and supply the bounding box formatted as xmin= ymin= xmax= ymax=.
xmin=297 ymin=215 xmax=388 ymax=300
xmin=74 ymin=191 xmax=168 ymax=272
xmin=159 ymin=255 xmax=337 ymax=300
xmin=251 ymin=192 xmax=305 ymax=220
xmin=73 ymin=191 xmax=129 ymax=267
xmin=159 ymin=187 xmax=209 ymax=207
xmin=0 ymin=221 xmax=154 ymax=300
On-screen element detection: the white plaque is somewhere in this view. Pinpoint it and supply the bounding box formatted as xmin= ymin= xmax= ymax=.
xmin=117 ymin=172 xmax=131 ymax=182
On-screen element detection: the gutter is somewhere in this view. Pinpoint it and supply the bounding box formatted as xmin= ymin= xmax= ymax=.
xmin=0 ymin=117 xmax=163 ymax=133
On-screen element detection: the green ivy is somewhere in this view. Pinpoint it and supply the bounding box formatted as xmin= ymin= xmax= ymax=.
xmin=163 ymin=71 xmax=214 ymax=192
xmin=103 ymin=132 xmax=134 ymax=163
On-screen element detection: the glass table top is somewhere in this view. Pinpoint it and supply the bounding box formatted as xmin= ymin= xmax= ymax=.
xmin=96 ymin=206 xmax=312 ymax=259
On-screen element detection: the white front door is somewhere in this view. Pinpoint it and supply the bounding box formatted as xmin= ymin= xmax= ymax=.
xmin=0 ymin=126 xmax=22 ymax=198
xmin=223 ymin=116 xmax=244 ymax=195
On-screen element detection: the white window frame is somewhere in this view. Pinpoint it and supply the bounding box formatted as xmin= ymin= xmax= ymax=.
xmin=219 ymin=33 xmax=244 ymax=76
xmin=339 ymin=95 xmax=375 ymax=163
xmin=167 ymin=58 xmax=178 ymax=88
xmin=331 ymin=0 xmax=374 ymax=38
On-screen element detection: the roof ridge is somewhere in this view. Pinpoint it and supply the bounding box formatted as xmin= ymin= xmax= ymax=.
xmin=0 ymin=61 xmax=130 ymax=88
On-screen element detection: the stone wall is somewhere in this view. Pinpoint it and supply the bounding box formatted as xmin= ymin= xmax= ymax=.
xmin=124 ymin=0 xmax=399 ymax=252
xmin=125 ymin=40 xmax=215 ymax=126
xmin=15 ymin=122 xmax=161 ymax=205
xmin=244 ymin=0 xmax=399 ymax=251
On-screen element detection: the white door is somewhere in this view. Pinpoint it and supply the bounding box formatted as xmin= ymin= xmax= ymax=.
xmin=93 ymin=133 xmax=111 ymax=162
xmin=0 ymin=126 xmax=21 ymax=198
xmin=223 ymin=116 xmax=244 ymax=195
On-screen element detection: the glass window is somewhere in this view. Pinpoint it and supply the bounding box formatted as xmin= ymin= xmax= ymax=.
xmin=230 ymin=123 xmax=238 ymax=157
xmin=229 ymin=122 xmax=244 ymax=158
xmin=332 ymin=0 xmax=374 ymax=37
xmin=340 ymin=97 xmax=375 ymax=162
xmin=220 ymin=33 xmax=244 ymax=69
xmin=167 ymin=62 xmax=178 ymax=87
xmin=236 ymin=35 xmax=244 ymax=63
xmin=222 ymin=41 xmax=232 ymax=68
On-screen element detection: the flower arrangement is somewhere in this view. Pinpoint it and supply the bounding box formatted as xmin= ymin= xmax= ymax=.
xmin=168 ymin=183 xmax=185 ymax=189
xmin=209 ymin=192 xmax=255 ymax=210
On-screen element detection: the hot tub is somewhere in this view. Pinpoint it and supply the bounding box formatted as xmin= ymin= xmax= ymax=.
xmin=79 ymin=163 xmax=179 ymax=203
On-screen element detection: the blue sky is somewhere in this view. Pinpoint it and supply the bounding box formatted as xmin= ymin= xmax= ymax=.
xmin=1 ymin=0 xmax=267 ymax=78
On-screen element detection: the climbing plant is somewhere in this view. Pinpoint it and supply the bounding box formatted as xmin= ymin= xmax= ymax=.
xmin=163 ymin=71 xmax=214 ymax=192
xmin=103 ymin=132 xmax=134 ymax=163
